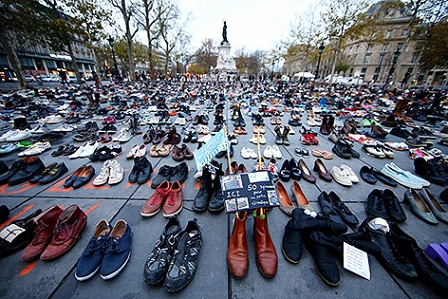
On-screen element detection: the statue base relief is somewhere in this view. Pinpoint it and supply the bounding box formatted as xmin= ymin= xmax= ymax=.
xmin=213 ymin=43 xmax=237 ymax=73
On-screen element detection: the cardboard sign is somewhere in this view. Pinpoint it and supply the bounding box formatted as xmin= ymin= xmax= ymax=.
xmin=220 ymin=170 xmax=279 ymax=213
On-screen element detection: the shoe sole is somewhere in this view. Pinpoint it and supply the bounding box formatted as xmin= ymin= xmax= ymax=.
xmin=313 ymin=263 xmax=341 ymax=287
xmin=75 ymin=265 xmax=100 ymax=281
xmin=141 ymin=207 xmax=162 ymax=217
xmin=100 ymin=251 xmax=131 ymax=280
xmin=281 ymin=246 xmax=301 ymax=264
xmin=162 ymin=206 xmax=182 ymax=217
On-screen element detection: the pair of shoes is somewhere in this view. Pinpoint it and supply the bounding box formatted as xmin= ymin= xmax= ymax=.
xmin=359 ymin=217 xmax=418 ymax=281
xmin=403 ymin=189 xmax=439 ymax=225
xmin=414 ymin=157 xmax=448 ymax=185
xmin=215 ymin=143 xmax=234 ymax=159
xmin=128 ymin=157 xmax=153 ymax=184
xmin=151 ymin=162 xmax=189 ymax=188
xmin=141 ymin=180 xmax=183 ymax=217
xmin=125 ymin=144 xmax=146 ymax=159
xmin=21 ymin=204 xmax=87 ymax=261
xmin=89 ymin=143 xmax=123 ymax=161
xmin=332 ymin=140 xmax=360 ymax=159
xmin=63 ymin=164 xmax=96 ymax=189
xmin=1 ymin=157 xmax=46 ymax=186
xmin=17 ymin=142 xmax=51 ymax=156
xmin=93 ymin=160 xmax=124 ymax=186
xmin=313 ymin=159 xmax=332 ymax=182
xmin=149 ymin=144 xmax=171 ymax=157
xmin=193 ymin=165 xmax=225 ymax=213
xmin=75 ymin=219 xmax=132 ymax=281
xmin=362 ymin=144 xmax=394 ymax=158
xmin=171 ymin=144 xmax=194 ymax=161
xmin=240 ymin=147 xmax=258 ymax=159
xmin=318 ymin=191 xmax=358 ymax=226
xmin=163 ymin=128 xmax=181 ymax=145
xmin=330 ymin=164 xmax=359 ymax=186
xmin=182 ymin=129 xmax=199 ymax=143
xmin=0 ymin=209 xmax=42 ymax=258
xmin=263 ymin=145 xmax=282 ymax=159
xmin=98 ymin=124 xmax=117 ymax=134
xmin=359 ymin=165 xmax=377 ymax=184
xmin=112 ymin=128 xmax=133 ymax=143
xmin=144 ymin=217 xmax=202 ymax=293
xmin=227 ymin=209 xmax=278 ymax=279
xmin=274 ymin=125 xmax=290 ymax=145
xmin=366 ymin=189 xmax=407 ymax=223
xmin=311 ymin=147 xmax=332 ymax=159
xmin=381 ymin=162 xmax=429 ymax=188
xmin=249 ymin=133 xmax=266 ymax=144
xmin=278 ymin=159 xmax=301 ymax=182
xmin=69 ymin=140 xmax=99 ymax=159
xmin=297 ymin=159 xmax=316 ymax=183
xmin=29 ymin=162 xmax=68 ymax=185
xmin=276 ymin=181 xmax=297 ymax=216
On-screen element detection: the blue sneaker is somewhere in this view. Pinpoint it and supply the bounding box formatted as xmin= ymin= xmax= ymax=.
xmin=75 ymin=220 xmax=112 ymax=281
xmin=100 ymin=220 xmax=132 ymax=280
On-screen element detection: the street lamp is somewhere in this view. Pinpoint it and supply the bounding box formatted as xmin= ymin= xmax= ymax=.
xmin=385 ymin=48 xmax=400 ymax=86
xmin=107 ymin=36 xmax=119 ymax=78
xmin=315 ymin=43 xmax=325 ymax=79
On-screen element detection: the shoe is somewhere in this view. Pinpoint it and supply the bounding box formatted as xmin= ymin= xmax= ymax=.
xmin=75 ymin=220 xmax=113 ymax=281
xmin=72 ymin=165 xmax=95 ymax=189
xmin=240 ymin=147 xmax=257 ymax=159
xmin=389 ymin=223 xmax=448 ymax=295
xmin=332 ymin=143 xmax=351 ymax=159
xmin=328 ymin=191 xmax=359 ymax=226
xmin=0 ymin=159 xmax=23 ymax=185
xmin=282 ymin=218 xmax=303 ymax=263
xmin=249 ymin=134 xmax=267 ymax=144
xmin=100 ymin=220 xmax=132 ymax=280
xmin=297 ymin=159 xmax=316 ymax=183
xmin=79 ymin=140 xmax=99 ymax=158
xmin=17 ymin=141 xmax=51 ymax=156
xmin=193 ymin=168 xmax=212 ymax=212
xmin=93 ymin=160 xmax=111 ymax=186
xmin=290 ymin=181 xmax=315 ymax=213
xmin=0 ymin=209 xmax=42 ymax=258
xmin=0 ymin=205 xmax=9 ymax=224
xmin=366 ymin=189 xmax=388 ymax=219
xmin=125 ymin=144 xmax=139 ymax=159
xmin=330 ymin=166 xmax=353 ymax=187
xmin=303 ymin=230 xmax=340 ymax=286
xmin=169 ymin=162 xmax=189 ymax=184
xmin=279 ymin=159 xmax=291 ymax=182
xmin=360 ymin=165 xmax=377 ymax=184
xmin=383 ymin=189 xmax=407 ymax=223
xmin=136 ymin=157 xmax=153 ymax=184
xmin=318 ymin=191 xmax=346 ymax=225
xmin=113 ymin=128 xmax=132 ymax=143
xmin=141 ymin=180 xmax=171 ymax=217
xmin=419 ymin=188 xmax=448 ymax=224
xmin=164 ymin=219 xmax=202 ymax=293
xmin=162 ymin=181 xmax=183 ymax=217
xmin=371 ymin=167 xmax=398 ymax=187
xmin=151 ymin=165 xmax=173 ymax=188
xmin=380 ymin=163 xmax=422 ymax=189
xmin=253 ymin=208 xmax=278 ymax=278
xmin=37 ymin=162 xmax=68 ymax=185
xmin=313 ymin=159 xmax=332 ymax=182
xmin=414 ymin=158 xmax=447 ymax=186
xmin=339 ymin=164 xmax=359 ymax=183
xmin=289 ymin=158 xmax=301 ymax=181
xmin=8 ymin=157 xmax=45 ymax=186
xmin=359 ymin=217 xmax=418 ymax=281
xmin=40 ymin=204 xmax=87 ymax=260
xmin=403 ymin=189 xmax=438 ymax=225
xmin=108 ymin=160 xmax=124 ymax=185
xmin=276 ymin=180 xmax=295 ymax=216
xmin=362 ymin=144 xmax=386 ymax=158
xmin=144 ymin=216 xmax=182 ymax=285
xmin=227 ymin=211 xmax=249 ymax=279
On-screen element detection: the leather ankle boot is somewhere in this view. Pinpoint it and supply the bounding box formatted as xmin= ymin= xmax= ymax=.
xmin=254 ymin=208 xmax=278 ymax=278
xmin=227 ymin=211 xmax=249 ymax=279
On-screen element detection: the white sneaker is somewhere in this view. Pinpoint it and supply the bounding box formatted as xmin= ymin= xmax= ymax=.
xmin=263 ymin=145 xmax=273 ymax=159
xmin=271 ymin=145 xmax=283 ymax=159
xmin=6 ymin=130 xmax=32 ymax=142
xmin=340 ymin=164 xmax=359 ymax=183
xmin=197 ymin=134 xmax=211 ymax=143
xmin=79 ymin=141 xmax=99 ymax=158
xmin=30 ymin=124 xmax=50 ymax=134
xmin=69 ymin=143 xmax=86 ymax=159
xmin=241 ymin=147 xmax=255 ymax=159
xmin=113 ymin=129 xmax=132 ymax=143
xmin=250 ymin=134 xmax=266 ymax=144
xmin=93 ymin=160 xmax=111 ymax=186
xmin=331 ymin=166 xmax=353 ymax=187
xmin=126 ymin=144 xmax=139 ymax=159
xmin=53 ymin=124 xmax=77 ymax=132
xmin=108 ymin=160 xmax=124 ymax=185
xmin=17 ymin=141 xmax=51 ymax=156
xmin=0 ymin=130 xmax=19 ymax=142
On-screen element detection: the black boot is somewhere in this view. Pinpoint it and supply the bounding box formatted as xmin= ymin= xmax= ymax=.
xmin=192 ymin=168 xmax=212 ymax=212
xmin=208 ymin=168 xmax=225 ymax=213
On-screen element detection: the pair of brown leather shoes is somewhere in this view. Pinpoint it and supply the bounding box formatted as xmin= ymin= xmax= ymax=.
xmin=21 ymin=204 xmax=87 ymax=261
xmin=227 ymin=208 xmax=278 ymax=279
xmin=163 ymin=128 xmax=181 ymax=145
xmin=171 ymin=144 xmax=194 ymax=162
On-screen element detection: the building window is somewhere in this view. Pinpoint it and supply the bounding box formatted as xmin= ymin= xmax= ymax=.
xmin=349 ymin=68 xmax=354 ymax=77
xmin=397 ymin=43 xmax=403 ymax=50
xmin=364 ymin=55 xmax=370 ymax=63
xmin=402 ymin=29 xmax=408 ymax=37
xmin=386 ymin=30 xmax=392 ymax=38
xmin=367 ymin=44 xmax=373 ymax=52
xmin=411 ymin=54 xmax=418 ymax=63
xmin=361 ymin=67 xmax=366 ymax=78
xmin=378 ymin=54 xmax=384 ymax=64
xmin=382 ymin=44 xmax=387 ymax=52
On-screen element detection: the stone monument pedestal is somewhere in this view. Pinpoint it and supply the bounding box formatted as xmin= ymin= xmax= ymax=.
xmin=213 ymin=42 xmax=237 ymax=73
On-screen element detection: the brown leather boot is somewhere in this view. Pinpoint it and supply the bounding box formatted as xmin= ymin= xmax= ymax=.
xmin=254 ymin=208 xmax=278 ymax=278
xmin=227 ymin=211 xmax=249 ymax=279
xmin=20 ymin=205 xmax=63 ymax=262
xmin=40 ymin=204 xmax=87 ymax=260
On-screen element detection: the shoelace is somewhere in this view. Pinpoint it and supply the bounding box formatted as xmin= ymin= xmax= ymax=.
xmin=53 ymin=219 xmax=79 ymax=241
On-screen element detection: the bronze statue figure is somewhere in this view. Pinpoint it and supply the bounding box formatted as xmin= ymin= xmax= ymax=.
xmin=222 ymin=21 xmax=228 ymax=45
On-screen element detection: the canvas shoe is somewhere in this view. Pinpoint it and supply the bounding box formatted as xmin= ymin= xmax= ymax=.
xmin=0 ymin=130 xmax=18 ymax=142
xmin=6 ymin=130 xmax=32 ymax=142
xmin=108 ymin=160 xmax=124 ymax=185
xmin=79 ymin=140 xmax=99 ymax=158
xmin=331 ymin=166 xmax=353 ymax=187
xmin=263 ymin=145 xmax=274 ymax=159
xmin=339 ymin=164 xmax=359 ymax=183
xmin=75 ymin=220 xmax=113 ymax=281
xmin=271 ymin=145 xmax=283 ymax=159
xmin=18 ymin=142 xmax=51 ymax=157
xmin=100 ymin=220 xmax=132 ymax=280
xmin=93 ymin=160 xmax=111 ymax=186
xmin=381 ymin=164 xmax=422 ymax=189
xmin=113 ymin=129 xmax=132 ymax=143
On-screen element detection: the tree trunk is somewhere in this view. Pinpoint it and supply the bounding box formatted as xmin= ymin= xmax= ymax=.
xmin=0 ymin=31 xmax=27 ymax=89
xmin=146 ymin=29 xmax=155 ymax=81
xmin=66 ymin=42 xmax=83 ymax=84
xmin=127 ymin=38 xmax=136 ymax=81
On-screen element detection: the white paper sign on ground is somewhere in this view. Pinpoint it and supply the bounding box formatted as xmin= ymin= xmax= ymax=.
xmin=343 ymin=242 xmax=371 ymax=280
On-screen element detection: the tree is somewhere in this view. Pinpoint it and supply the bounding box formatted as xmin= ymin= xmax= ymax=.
xmin=194 ymin=38 xmax=217 ymax=73
xmin=419 ymin=18 xmax=448 ymax=70
xmin=321 ymin=0 xmax=368 ymax=84
xmin=107 ymin=0 xmax=139 ymax=81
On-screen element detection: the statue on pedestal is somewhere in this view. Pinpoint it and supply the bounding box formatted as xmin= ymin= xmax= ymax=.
xmin=221 ymin=21 xmax=228 ymax=45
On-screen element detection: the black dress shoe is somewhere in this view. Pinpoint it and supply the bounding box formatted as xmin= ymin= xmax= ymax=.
xmin=0 ymin=205 xmax=10 ymax=224
xmin=0 ymin=161 xmax=9 ymax=175
xmin=389 ymin=223 xmax=448 ymax=295
xmin=0 ymin=208 xmax=42 ymax=258
xmin=371 ymin=167 xmax=398 ymax=187
xmin=279 ymin=159 xmax=291 ymax=182
xmin=328 ymin=191 xmax=359 ymax=226
xmin=8 ymin=157 xmax=45 ymax=186
xmin=318 ymin=191 xmax=345 ymax=225
xmin=29 ymin=162 xmax=58 ymax=184
xmin=282 ymin=219 xmax=303 ymax=264
xmin=0 ymin=160 xmax=24 ymax=185
xmin=137 ymin=157 xmax=153 ymax=184
xmin=360 ymin=165 xmax=377 ymax=184
xmin=64 ymin=165 xmax=86 ymax=188
xmin=151 ymin=165 xmax=173 ymax=189
xmin=38 ymin=162 xmax=69 ymax=185
xmin=359 ymin=217 xmax=418 ymax=281
xmin=72 ymin=165 xmax=95 ymax=189
xmin=303 ymin=230 xmax=341 ymax=287
xmin=289 ymin=158 xmax=301 ymax=181
xmin=169 ymin=162 xmax=189 ymax=184
xmin=332 ymin=142 xmax=351 ymax=159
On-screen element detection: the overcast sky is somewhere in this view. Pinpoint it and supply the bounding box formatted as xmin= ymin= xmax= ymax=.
xmin=176 ymin=0 xmax=314 ymax=53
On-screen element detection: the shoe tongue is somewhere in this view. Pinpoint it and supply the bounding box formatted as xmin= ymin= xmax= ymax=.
xmin=368 ymin=217 xmax=389 ymax=233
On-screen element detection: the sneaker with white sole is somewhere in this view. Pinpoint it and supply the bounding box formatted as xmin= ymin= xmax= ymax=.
xmin=17 ymin=142 xmax=51 ymax=156
xmin=6 ymin=130 xmax=32 ymax=142
xmin=79 ymin=141 xmax=99 ymax=158
xmin=108 ymin=160 xmax=124 ymax=185
xmin=339 ymin=164 xmax=359 ymax=183
xmin=93 ymin=160 xmax=111 ymax=186
xmin=113 ymin=129 xmax=132 ymax=143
